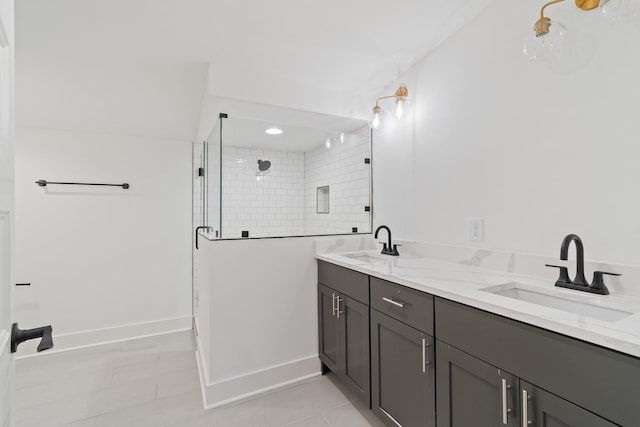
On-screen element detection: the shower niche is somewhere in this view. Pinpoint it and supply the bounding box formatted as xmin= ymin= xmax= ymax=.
xmin=317 ymin=186 xmax=330 ymax=214
xmin=201 ymin=111 xmax=372 ymax=239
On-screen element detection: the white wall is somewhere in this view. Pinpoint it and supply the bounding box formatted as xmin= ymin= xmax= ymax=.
xmin=200 ymin=64 xmax=364 ymax=140
xmin=14 ymin=128 xmax=193 ymax=354
xmin=196 ymin=235 xmax=320 ymax=407
xmin=374 ymin=0 xmax=640 ymax=267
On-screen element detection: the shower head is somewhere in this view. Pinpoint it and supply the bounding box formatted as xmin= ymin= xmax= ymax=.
xmin=257 ymin=160 xmax=271 ymax=172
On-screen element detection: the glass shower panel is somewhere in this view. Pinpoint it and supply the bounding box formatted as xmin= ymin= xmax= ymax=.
xmin=205 ymin=119 xmax=221 ymax=236
xmin=303 ymin=129 xmax=371 ymax=235
xmin=207 ymin=112 xmax=371 ymax=239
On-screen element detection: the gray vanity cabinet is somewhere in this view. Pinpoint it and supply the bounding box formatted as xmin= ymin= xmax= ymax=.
xmin=370 ymin=310 xmax=435 ymax=427
xmin=435 ymin=297 xmax=632 ymax=427
xmin=370 ymin=277 xmax=436 ymax=427
xmin=437 ymin=342 xmax=617 ymax=427
xmin=521 ymin=381 xmax=617 ymax=427
xmin=436 ymin=343 xmax=519 ymax=427
xmin=317 ymin=260 xmax=636 ymax=427
xmin=318 ymin=283 xmax=342 ymax=374
xmin=317 ymin=261 xmax=370 ymax=406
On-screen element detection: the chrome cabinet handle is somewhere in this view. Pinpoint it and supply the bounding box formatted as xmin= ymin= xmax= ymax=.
xmin=382 ymin=297 xmax=405 ymax=308
xmin=522 ymin=389 xmax=532 ymax=427
xmin=421 ymin=339 xmax=431 ymax=373
xmin=501 ymin=379 xmax=512 ymax=425
xmin=332 ymin=293 xmax=337 ymax=317
xmin=337 ymin=297 xmax=344 ymax=319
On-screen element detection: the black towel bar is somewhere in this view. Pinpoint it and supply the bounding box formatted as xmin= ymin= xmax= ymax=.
xmin=35 ymin=180 xmax=129 ymax=189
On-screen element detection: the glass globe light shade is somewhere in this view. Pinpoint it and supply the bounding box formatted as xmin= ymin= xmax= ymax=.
xmin=601 ymin=0 xmax=639 ymax=23
xmin=369 ymin=105 xmax=382 ymax=129
xmin=395 ymin=97 xmax=408 ymax=119
xmin=522 ymin=18 xmax=567 ymax=61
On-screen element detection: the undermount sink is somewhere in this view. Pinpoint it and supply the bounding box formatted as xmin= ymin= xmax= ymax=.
xmin=340 ymin=253 xmax=390 ymax=265
xmin=481 ymin=283 xmax=634 ymax=322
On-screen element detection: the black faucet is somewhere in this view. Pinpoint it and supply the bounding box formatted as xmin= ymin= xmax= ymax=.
xmin=545 ymin=233 xmax=620 ymax=295
xmin=560 ymin=234 xmax=589 ymax=287
xmin=374 ymin=225 xmax=399 ymax=256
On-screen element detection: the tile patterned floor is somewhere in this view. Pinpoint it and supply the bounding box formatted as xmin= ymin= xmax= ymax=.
xmin=15 ymin=331 xmax=385 ymax=427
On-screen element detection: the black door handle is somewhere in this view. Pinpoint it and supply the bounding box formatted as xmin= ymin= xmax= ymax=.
xmin=11 ymin=322 xmax=54 ymax=353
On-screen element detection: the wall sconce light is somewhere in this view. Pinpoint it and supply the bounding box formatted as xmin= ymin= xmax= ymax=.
xmin=523 ymin=0 xmax=638 ymax=61
xmin=369 ymin=85 xmax=409 ymax=129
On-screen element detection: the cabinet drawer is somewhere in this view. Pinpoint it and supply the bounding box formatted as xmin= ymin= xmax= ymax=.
xmin=318 ymin=260 xmax=369 ymax=304
xmin=370 ymin=277 xmax=433 ymax=334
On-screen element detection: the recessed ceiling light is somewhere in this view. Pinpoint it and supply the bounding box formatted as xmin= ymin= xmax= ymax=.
xmin=265 ymin=127 xmax=283 ymax=135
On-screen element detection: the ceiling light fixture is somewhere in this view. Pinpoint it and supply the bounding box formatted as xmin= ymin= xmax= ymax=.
xmin=265 ymin=127 xmax=283 ymax=135
xmin=369 ymin=85 xmax=409 ymax=129
xmin=523 ymin=0 xmax=638 ymax=61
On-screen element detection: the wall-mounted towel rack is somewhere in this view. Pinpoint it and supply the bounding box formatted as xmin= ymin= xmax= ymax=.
xmin=35 ymin=180 xmax=130 ymax=189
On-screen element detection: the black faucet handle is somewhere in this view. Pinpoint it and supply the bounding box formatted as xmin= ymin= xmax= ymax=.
xmin=378 ymin=242 xmax=388 ymax=254
xmin=545 ymin=264 xmax=571 ymax=284
xmin=390 ymin=244 xmax=401 ymax=256
xmin=590 ymin=271 xmax=621 ymax=295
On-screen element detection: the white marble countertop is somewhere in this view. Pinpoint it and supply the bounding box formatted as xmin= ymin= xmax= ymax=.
xmin=316 ymin=246 xmax=640 ymax=359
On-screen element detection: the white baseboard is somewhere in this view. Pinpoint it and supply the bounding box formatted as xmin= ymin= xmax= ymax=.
xmin=195 ymin=341 xmax=320 ymax=409
xmin=15 ymin=316 xmax=193 ymax=358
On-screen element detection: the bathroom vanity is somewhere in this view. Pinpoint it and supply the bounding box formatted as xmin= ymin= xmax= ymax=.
xmin=316 ymin=244 xmax=640 ymax=427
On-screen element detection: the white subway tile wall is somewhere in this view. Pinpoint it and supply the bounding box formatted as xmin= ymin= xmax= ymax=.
xmin=214 ymin=139 xmax=370 ymax=238
xmin=304 ymin=138 xmax=371 ymax=235
xmin=221 ymin=146 xmax=305 ymax=238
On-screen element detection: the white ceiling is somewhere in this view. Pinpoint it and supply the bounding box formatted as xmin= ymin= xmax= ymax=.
xmin=220 ymin=114 xmax=369 ymax=153
xmin=14 ymin=0 xmax=496 ymax=141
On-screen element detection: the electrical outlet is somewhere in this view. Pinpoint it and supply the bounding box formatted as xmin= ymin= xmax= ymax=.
xmin=468 ymin=217 xmax=484 ymax=242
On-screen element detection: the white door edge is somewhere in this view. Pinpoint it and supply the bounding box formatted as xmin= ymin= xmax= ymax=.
xmin=0 ymin=329 xmax=8 ymax=354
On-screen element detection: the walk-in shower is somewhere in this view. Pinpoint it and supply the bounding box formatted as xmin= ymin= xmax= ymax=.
xmin=198 ymin=112 xmax=372 ymax=240
xmin=191 ymin=107 xmax=372 ymax=336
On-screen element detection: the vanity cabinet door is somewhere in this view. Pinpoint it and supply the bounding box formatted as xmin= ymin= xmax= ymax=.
xmin=341 ymin=295 xmax=370 ymax=405
xmin=521 ymin=382 xmax=617 ymax=427
xmin=436 ymin=342 xmax=519 ymax=427
xmin=318 ymin=284 xmax=341 ymax=374
xmin=318 ymin=284 xmax=370 ymax=406
xmin=370 ymin=309 xmax=435 ymax=427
